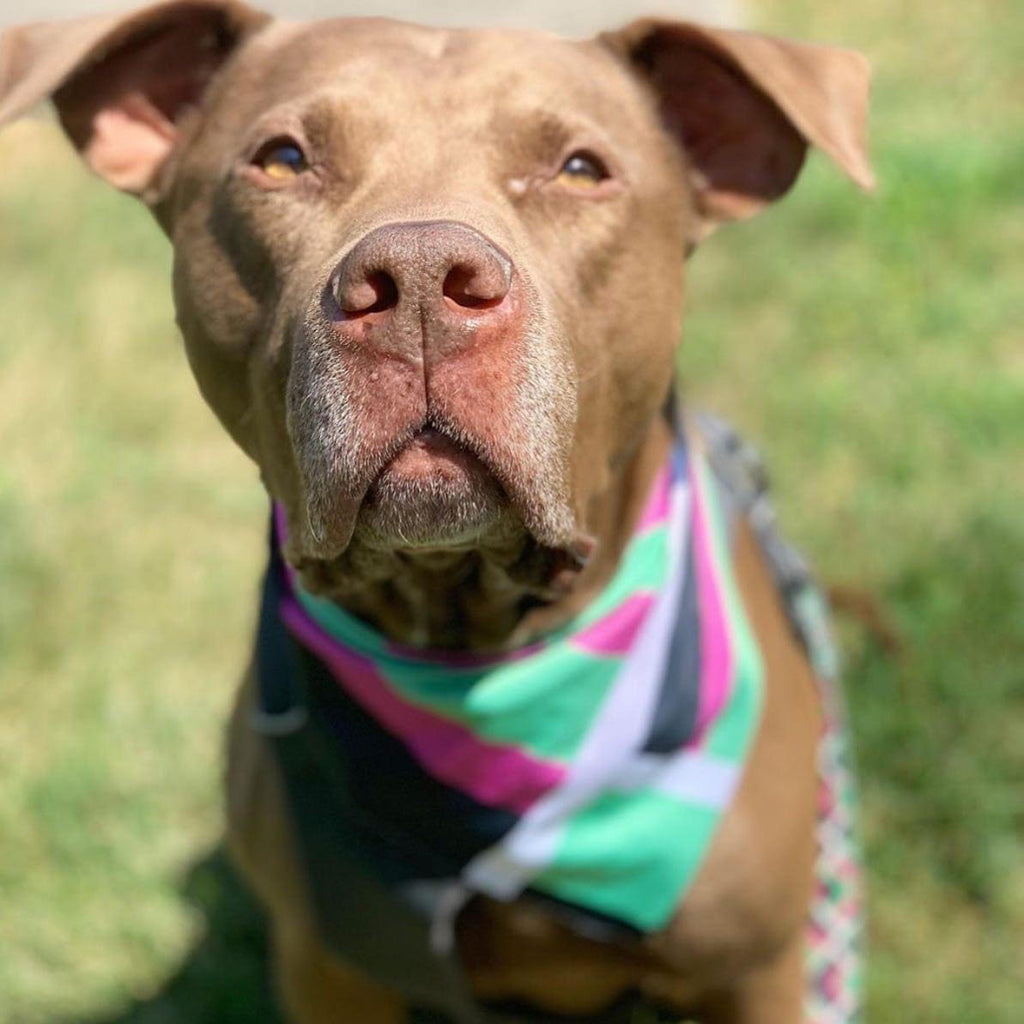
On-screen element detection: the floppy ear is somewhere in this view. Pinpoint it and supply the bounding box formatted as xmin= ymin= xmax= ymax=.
xmin=0 ymin=0 xmax=270 ymax=199
xmin=602 ymin=19 xmax=874 ymax=235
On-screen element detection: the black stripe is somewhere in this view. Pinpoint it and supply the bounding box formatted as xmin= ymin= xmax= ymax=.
xmin=302 ymin=645 xmax=520 ymax=880
xmin=255 ymin=520 xmax=303 ymax=716
xmin=255 ymin=530 xmax=519 ymax=885
xmin=641 ymin=508 xmax=702 ymax=755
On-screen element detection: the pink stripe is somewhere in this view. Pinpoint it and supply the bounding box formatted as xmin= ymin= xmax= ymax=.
xmin=279 ymin=595 xmax=567 ymax=814
xmin=636 ymin=461 xmax=672 ymax=532
xmin=571 ymin=592 xmax=656 ymax=657
xmin=691 ymin=462 xmax=735 ymax=740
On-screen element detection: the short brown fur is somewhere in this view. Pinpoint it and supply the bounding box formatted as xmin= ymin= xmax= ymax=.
xmin=0 ymin=3 xmax=872 ymax=1020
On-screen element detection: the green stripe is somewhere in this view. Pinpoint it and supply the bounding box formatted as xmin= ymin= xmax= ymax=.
xmin=532 ymin=790 xmax=719 ymax=932
xmin=388 ymin=647 xmax=625 ymax=761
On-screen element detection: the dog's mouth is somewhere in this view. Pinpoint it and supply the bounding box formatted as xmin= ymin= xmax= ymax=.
xmin=374 ymin=426 xmax=494 ymax=491
xmin=289 ymin=407 xmax=593 ymax=593
xmin=357 ymin=424 xmax=511 ymax=548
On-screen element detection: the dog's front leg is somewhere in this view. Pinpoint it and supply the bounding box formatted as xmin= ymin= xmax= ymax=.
xmin=274 ymin=925 xmax=406 ymax=1024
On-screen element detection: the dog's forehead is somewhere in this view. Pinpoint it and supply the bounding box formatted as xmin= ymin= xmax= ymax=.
xmin=229 ymin=18 xmax=642 ymax=125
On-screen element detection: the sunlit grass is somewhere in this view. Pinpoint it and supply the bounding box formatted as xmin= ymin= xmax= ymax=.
xmin=0 ymin=0 xmax=1020 ymax=1020
xmin=0 ymin=124 xmax=269 ymax=1021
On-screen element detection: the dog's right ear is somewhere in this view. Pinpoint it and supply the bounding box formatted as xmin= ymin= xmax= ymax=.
xmin=0 ymin=1 xmax=270 ymax=200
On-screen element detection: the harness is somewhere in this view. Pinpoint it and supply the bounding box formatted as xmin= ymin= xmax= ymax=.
xmin=252 ymin=415 xmax=862 ymax=1023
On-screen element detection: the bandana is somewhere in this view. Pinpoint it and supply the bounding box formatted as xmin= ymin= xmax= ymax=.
xmin=272 ymin=435 xmax=764 ymax=933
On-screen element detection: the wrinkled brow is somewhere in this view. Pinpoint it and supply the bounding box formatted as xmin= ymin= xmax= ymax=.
xmin=482 ymin=107 xmax=618 ymax=166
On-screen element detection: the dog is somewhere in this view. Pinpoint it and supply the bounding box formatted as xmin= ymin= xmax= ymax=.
xmin=0 ymin=3 xmax=873 ymax=1021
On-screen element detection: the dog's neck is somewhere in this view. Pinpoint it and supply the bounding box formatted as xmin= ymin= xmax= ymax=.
xmin=300 ymin=420 xmax=672 ymax=651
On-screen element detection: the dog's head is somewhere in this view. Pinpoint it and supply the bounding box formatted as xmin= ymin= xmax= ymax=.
xmin=0 ymin=1 xmax=872 ymax=640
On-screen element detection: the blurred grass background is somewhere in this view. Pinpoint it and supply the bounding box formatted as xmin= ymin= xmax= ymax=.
xmin=0 ymin=0 xmax=1020 ymax=1021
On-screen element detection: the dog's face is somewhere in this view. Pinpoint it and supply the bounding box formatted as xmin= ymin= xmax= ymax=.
xmin=172 ymin=18 xmax=692 ymax=574
xmin=0 ymin=2 xmax=871 ymax=616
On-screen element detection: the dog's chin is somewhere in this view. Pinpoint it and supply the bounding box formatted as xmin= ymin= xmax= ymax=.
xmin=354 ymin=428 xmax=514 ymax=549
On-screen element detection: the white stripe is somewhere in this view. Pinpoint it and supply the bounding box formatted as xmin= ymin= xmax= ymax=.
xmin=615 ymin=750 xmax=741 ymax=810
xmin=463 ymin=475 xmax=692 ymax=900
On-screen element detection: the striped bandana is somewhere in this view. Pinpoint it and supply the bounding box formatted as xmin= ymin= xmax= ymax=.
xmin=273 ymin=435 xmax=765 ymax=934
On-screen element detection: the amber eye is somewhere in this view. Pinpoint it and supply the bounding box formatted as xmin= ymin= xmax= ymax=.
xmin=556 ymin=150 xmax=610 ymax=188
xmin=251 ymin=137 xmax=309 ymax=180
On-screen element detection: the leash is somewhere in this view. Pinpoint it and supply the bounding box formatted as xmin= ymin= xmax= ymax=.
xmin=697 ymin=413 xmax=863 ymax=1022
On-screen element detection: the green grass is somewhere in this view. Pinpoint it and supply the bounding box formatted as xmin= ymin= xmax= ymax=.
xmin=0 ymin=1 xmax=1020 ymax=1021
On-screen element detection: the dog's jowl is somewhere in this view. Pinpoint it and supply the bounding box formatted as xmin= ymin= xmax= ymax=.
xmin=0 ymin=3 xmax=873 ymax=1021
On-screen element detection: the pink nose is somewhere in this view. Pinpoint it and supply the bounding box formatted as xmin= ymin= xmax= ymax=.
xmin=331 ymin=220 xmax=513 ymax=319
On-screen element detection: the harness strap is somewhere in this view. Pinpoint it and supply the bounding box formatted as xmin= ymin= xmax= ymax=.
xmin=695 ymin=414 xmax=862 ymax=1021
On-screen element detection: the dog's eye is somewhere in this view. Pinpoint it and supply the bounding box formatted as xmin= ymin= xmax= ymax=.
xmin=251 ymin=138 xmax=309 ymax=180
xmin=556 ymin=151 xmax=610 ymax=188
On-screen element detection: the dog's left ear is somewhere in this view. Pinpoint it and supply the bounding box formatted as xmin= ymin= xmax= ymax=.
xmin=602 ymin=19 xmax=874 ymax=236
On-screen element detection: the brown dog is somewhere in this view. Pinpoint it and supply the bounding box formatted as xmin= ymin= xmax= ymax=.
xmin=0 ymin=3 xmax=873 ymax=1021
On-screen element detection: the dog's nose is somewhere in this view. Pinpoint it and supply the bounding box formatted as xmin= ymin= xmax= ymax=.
xmin=331 ymin=221 xmax=512 ymax=320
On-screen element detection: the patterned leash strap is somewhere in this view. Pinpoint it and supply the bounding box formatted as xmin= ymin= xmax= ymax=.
xmin=806 ymin=684 xmax=864 ymax=1024
xmin=696 ymin=413 xmax=863 ymax=1023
